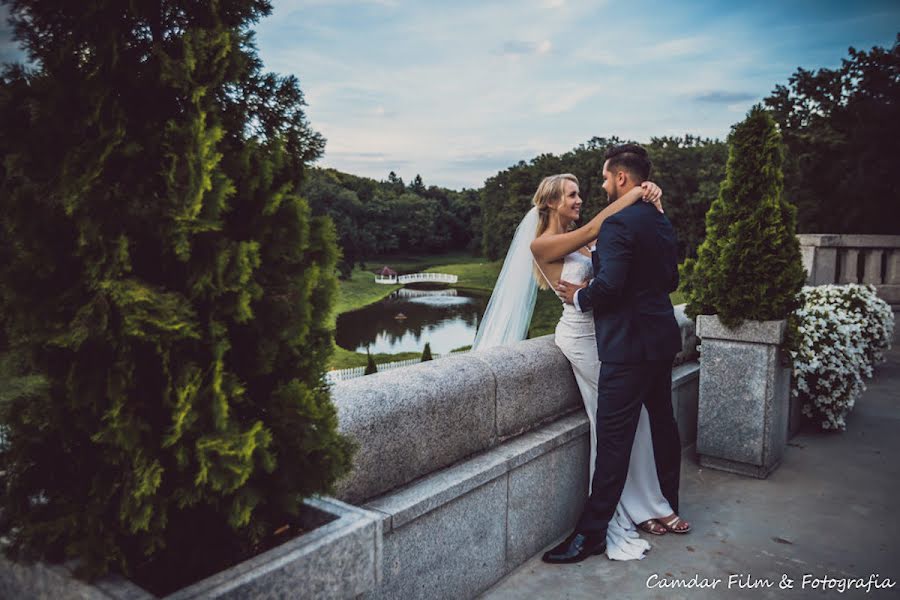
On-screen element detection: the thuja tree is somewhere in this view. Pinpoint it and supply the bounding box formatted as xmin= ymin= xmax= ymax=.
xmin=0 ymin=0 xmax=354 ymax=586
xmin=680 ymin=106 xmax=806 ymax=328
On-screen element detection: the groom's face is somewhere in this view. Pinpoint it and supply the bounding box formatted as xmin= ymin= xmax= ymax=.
xmin=601 ymin=160 xmax=620 ymax=202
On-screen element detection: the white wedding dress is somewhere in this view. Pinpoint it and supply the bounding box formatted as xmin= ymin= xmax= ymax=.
xmin=552 ymin=249 xmax=674 ymax=561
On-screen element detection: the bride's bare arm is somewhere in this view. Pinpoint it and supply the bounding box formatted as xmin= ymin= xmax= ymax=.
xmin=530 ymin=182 xmax=662 ymax=263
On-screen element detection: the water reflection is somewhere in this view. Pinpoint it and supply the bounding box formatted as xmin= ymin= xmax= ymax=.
xmin=335 ymin=287 xmax=488 ymax=355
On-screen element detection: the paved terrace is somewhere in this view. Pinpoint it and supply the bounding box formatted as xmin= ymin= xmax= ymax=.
xmin=481 ymin=334 xmax=900 ymax=600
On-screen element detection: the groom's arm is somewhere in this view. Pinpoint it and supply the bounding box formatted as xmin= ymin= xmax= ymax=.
xmin=574 ymin=215 xmax=633 ymax=314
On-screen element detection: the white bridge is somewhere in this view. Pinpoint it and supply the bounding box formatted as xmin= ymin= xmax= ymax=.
xmin=395 ymin=288 xmax=458 ymax=299
xmin=375 ymin=272 xmax=458 ymax=285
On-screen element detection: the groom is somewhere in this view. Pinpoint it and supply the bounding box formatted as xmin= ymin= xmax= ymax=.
xmin=549 ymin=144 xmax=683 ymax=563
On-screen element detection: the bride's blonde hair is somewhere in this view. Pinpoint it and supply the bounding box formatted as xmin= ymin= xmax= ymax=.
xmin=532 ymin=173 xmax=579 ymax=290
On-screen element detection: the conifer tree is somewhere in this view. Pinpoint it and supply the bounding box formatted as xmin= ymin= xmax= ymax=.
xmin=0 ymin=0 xmax=353 ymax=587
xmin=420 ymin=342 xmax=433 ymax=362
xmin=680 ymin=106 xmax=806 ymax=328
xmin=364 ymin=349 xmax=378 ymax=374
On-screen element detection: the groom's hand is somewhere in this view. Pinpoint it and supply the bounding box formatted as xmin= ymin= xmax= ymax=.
xmin=556 ymin=279 xmax=586 ymax=305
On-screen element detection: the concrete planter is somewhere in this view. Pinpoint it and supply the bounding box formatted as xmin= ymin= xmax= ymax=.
xmin=695 ymin=314 xmax=791 ymax=479
xmin=0 ymin=496 xmax=382 ymax=599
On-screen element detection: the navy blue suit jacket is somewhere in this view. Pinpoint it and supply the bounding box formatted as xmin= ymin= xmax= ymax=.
xmin=575 ymin=201 xmax=682 ymax=363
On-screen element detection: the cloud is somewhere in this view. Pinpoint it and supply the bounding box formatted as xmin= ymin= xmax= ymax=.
xmin=693 ymin=91 xmax=758 ymax=104
xmin=499 ymin=39 xmax=553 ymax=57
xmin=260 ymin=2 xmax=899 ymax=188
xmin=446 ymin=150 xmax=537 ymax=171
xmin=536 ymin=83 xmax=605 ymax=115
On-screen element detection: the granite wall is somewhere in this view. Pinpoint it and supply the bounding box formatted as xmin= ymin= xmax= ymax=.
xmin=330 ymin=308 xmax=700 ymax=599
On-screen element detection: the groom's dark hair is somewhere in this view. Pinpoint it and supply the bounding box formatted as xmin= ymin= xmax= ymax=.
xmin=605 ymin=143 xmax=652 ymax=182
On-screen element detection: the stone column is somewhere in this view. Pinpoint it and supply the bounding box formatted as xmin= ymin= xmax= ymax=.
xmin=862 ymin=249 xmax=884 ymax=285
xmin=887 ymin=250 xmax=900 ymax=285
xmin=838 ymin=249 xmax=860 ymax=284
xmin=695 ymin=315 xmax=791 ymax=479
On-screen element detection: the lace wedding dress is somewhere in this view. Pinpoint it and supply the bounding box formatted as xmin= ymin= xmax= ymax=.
xmin=551 ymin=249 xmax=674 ymax=560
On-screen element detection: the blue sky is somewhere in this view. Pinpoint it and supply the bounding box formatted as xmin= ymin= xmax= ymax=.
xmin=3 ymin=1 xmax=898 ymax=189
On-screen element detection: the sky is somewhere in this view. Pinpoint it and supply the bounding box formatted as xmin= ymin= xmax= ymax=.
xmin=3 ymin=1 xmax=899 ymax=190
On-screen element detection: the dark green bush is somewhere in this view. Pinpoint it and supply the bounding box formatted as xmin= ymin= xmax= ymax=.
xmin=0 ymin=0 xmax=354 ymax=587
xmin=364 ymin=350 xmax=378 ymax=375
xmin=680 ymin=106 xmax=806 ymax=328
xmin=420 ymin=343 xmax=433 ymax=362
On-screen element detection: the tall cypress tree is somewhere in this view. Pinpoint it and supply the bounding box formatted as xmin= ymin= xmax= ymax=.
xmin=0 ymin=0 xmax=353 ymax=588
xmin=680 ymin=105 xmax=806 ymax=328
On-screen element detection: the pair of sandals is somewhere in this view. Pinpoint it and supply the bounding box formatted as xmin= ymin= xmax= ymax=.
xmin=638 ymin=514 xmax=691 ymax=535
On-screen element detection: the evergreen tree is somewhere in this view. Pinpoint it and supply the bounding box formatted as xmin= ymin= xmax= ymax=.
xmin=409 ymin=174 xmax=426 ymax=194
xmin=420 ymin=342 xmax=433 ymax=362
xmin=0 ymin=0 xmax=354 ymax=589
xmin=764 ymin=36 xmax=900 ymax=234
xmin=364 ymin=349 xmax=378 ymax=374
xmin=680 ymin=106 xmax=806 ymax=328
xmin=386 ymin=170 xmax=405 ymax=194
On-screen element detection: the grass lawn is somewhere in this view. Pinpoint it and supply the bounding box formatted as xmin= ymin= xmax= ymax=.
xmin=327 ymin=268 xmax=401 ymax=330
xmin=423 ymin=259 xmax=503 ymax=292
xmin=364 ymin=251 xmax=480 ymax=274
xmin=330 ymin=344 xmax=422 ymax=370
xmin=328 ymin=254 xmax=688 ymax=370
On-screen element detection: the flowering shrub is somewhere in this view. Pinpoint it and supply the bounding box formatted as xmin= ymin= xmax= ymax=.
xmin=789 ymin=284 xmax=895 ymax=431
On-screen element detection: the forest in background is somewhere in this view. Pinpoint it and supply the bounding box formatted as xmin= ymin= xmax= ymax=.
xmin=308 ymin=35 xmax=899 ymax=273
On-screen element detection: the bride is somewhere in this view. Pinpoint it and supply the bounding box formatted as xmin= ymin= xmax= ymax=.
xmin=472 ymin=173 xmax=690 ymax=561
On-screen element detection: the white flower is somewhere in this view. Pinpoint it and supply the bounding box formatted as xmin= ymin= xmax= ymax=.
xmin=789 ymin=284 xmax=894 ymax=432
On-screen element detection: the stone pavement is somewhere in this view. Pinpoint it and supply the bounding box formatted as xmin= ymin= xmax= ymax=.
xmin=480 ymin=339 xmax=900 ymax=600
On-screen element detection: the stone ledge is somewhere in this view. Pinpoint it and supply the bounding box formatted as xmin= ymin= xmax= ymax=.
xmin=696 ymin=314 xmax=786 ymax=345
xmin=874 ymin=284 xmax=900 ymax=304
xmin=334 ymin=315 xmax=698 ymax=506
xmin=797 ymin=234 xmax=900 ymax=248
xmin=332 ymin=353 xmax=498 ymax=504
xmin=468 ymin=336 xmax=581 ymax=440
xmin=359 ymin=419 xmax=591 ymax=600
xmin=170 ymin=497 xmax=382 ymax=599
xmin=364 ymin=412 xmax=588 ymax=533
xmin=0 ymin=497 xmax=383 ymax=600
xmin=672 ymin=361 xmax=700 ymax=388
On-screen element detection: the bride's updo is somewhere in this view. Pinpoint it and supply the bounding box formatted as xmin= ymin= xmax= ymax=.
xmin=532 ymin=173 xmax=578 ymax=289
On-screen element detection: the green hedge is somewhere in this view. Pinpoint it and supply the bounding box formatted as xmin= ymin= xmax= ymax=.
xmin=681 ymin=106 xmax=805 ymax=328
xmin=0 ymin=0 xmax=353 ymax=591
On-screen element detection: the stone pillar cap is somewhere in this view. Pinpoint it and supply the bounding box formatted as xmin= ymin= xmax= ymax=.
xmin=696 ymin=314 xmax=786 ymax=344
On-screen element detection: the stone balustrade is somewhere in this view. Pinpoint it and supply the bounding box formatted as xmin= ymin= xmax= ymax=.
xmin=0 ymin=307 xmax=699 ymax=600
xmin=799 ymin=234 xmax=900 ymax=307
xmin=329 ymin=307 xmax=699 ymax=599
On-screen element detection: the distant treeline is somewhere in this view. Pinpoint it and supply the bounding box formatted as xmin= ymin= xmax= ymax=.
xmin=481 ymin=35 xmax=900 ymax=261
xmin=480 ymin=135 xmax=727 ymax=262
xmin=308 ymin=36 xmax=898 ymax=272
xmin=302 ymin=169 xmax=481 ymax=276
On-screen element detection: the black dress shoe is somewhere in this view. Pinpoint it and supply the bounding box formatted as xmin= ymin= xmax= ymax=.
xmin=541 ymin=530 xmax=606 ymax=564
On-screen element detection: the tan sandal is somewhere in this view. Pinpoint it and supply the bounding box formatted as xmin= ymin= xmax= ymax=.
xmin=659 ymin=514 xmax=691 ymax=534
xmin=637 ymin=519 xmax=667 ymax=535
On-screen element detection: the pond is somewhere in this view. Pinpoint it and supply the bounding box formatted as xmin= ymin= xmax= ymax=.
xmin=335 ymin=287 xmax=490 ymax=355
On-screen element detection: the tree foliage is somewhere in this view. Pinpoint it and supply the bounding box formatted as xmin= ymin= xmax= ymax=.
xmin=764 ymin=35 xmax=900 ymax=233
xmin=302 ymin=168 xmax=481 ymax=276
xmin=479 ymin=136 xmax=726 ymax=262
xmin=364 ymin=349 xmax=378 ymax=374
xmin=680 ymin=106 xmax=807 ymax=327
xmin=0 ymin=0 xmax=353 ymax=589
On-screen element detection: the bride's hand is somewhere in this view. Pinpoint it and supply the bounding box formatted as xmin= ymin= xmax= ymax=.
xmin=640 ymin=181 xmax=664 ymax=213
